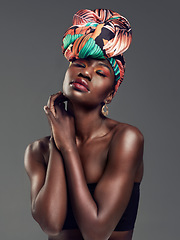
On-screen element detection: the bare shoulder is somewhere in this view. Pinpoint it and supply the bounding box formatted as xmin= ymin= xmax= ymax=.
xmin=108 ymin=121 xmax=144 ymax=167
xmin=24 ymin=136 xmax=51 ymax=169
xmin=106 ymin=118 xmax=144 ymax=140
xmin=112 ymin=120 xmax=144 ymax=143
xmin=25 ymin=135 xmax=51 ymax=158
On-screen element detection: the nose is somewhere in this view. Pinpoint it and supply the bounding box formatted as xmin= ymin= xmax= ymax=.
xmin=78 ymin=68 xmax=91 ymax=81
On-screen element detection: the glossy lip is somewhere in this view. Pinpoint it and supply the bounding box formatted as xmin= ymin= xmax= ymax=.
xmin=70 ymin=78 xmax=90 ymax=91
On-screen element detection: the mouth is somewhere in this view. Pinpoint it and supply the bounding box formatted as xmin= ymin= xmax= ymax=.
xmin=70 ymin=78 xmax=89 ymax=92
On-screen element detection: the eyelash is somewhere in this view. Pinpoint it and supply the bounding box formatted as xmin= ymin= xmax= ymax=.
xmin=73 ymin=62 xmax=85 ymax=68
xmin=96 ymin=70 xmax=106 ymax=77
xmin=72 ymin=62 xmax=106 ymax=77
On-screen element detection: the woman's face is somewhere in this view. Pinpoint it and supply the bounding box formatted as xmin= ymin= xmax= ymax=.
xmin=63 ymin=58 xmax=115 ymax=107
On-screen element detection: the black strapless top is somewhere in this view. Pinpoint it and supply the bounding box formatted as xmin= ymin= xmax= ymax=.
xmin=62 ymin=182 xmax=140 ymax=231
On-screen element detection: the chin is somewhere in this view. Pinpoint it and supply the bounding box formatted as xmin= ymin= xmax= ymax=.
xmin=63 ymin=84 xmax=88 ymax=101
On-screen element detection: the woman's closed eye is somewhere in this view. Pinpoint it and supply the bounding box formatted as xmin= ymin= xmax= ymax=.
xmin=72 ymin=61 xmax=85 ymax=68
xmin=96 ymin=70 xmax=106 ymax=77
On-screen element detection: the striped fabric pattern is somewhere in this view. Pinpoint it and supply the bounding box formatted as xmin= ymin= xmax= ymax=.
xmin=62 ymin=9 xmax=132 ymax=96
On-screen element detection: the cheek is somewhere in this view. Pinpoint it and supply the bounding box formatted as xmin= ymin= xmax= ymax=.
xmin=62 ymin=70 xmax=71 ymax=94
xmin=92 ymin=78 xmax=113 ymax=97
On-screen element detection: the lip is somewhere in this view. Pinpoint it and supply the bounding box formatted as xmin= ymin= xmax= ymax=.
xmin=70 ymin=78 xmax=89 ymax=92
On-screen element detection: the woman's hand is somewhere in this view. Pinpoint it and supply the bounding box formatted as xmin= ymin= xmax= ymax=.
xmin=46 ymin=91 xmax=67 ymax=117
xmin=44 ymin=92 xmax=75 ymax=151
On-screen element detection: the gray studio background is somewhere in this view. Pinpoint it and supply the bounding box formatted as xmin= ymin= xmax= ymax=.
xmin=1 ymin=0 xmax=179 ymax=239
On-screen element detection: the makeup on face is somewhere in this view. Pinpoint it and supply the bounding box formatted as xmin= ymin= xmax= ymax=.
xmin=71 ymin=59 xmax=113 ymax=77
xmin=65 ymin=58 xmax=114 ymax=95
xmin=70 ymin=77 xmax=89 ymax=92
xmin=95 ymin=64 xmax=112 ymax=78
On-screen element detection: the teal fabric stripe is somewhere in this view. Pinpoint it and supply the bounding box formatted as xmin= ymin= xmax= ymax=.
xmin=85 ymin=22 xmax=98 ymax=27
xmin=108 ymin=17 xmax=120 ymax=21
xmin=79 ymin=38 xmax=105 ymax=59
xmin=108 ymin=57 xmax=120 ymax=82
xmin=113 ymin=64 xmax=119 ymax=72
xmin=63 ymin=34 xmax=121 ymax=82
xmin=63 ymin=34 xmax=83 ymax=50
xmin=115 ymin=74 xmax=120 ymax=81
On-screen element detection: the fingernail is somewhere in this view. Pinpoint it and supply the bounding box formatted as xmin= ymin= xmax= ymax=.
xmin=43 ymin=106 xmax=48 ymax=113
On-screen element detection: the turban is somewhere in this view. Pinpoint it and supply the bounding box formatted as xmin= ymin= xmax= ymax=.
xmin=62 ymin=9 xmax=132 ymax=96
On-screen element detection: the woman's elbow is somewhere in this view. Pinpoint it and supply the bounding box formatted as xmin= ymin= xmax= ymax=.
xmin=40 ymin=222 xmax=62 ymax=236
xmin=32 ymin=210 xmax=63 ymax=236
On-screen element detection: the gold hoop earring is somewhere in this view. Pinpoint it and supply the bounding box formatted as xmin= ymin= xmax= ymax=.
xmin=101 ymin=102 xmax=109 ymax=116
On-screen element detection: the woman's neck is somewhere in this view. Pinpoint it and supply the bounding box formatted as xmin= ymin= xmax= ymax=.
xmin=69 ymin=102 xmax=105 ymax=143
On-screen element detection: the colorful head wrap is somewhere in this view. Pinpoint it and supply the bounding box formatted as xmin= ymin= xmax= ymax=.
xmin=62 ymin=9 xmax=132 ymax=96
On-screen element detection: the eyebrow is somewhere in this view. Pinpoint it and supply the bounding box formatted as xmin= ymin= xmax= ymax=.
xmin=98 ymin=62 xmax=112 ymax=73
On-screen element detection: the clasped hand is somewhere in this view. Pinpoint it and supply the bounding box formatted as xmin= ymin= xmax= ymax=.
xmin=44 ymin=92 xmax=75 ymax=151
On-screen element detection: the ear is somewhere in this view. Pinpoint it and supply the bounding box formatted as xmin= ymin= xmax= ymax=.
xmin=104 ymin=90 xmax=114 ymax=104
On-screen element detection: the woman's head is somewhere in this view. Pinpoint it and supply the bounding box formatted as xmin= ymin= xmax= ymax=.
xmin=61 ymin=9 xmax=132 ymax=97
xmin=63 ymin=57 xmax=115 ymax=107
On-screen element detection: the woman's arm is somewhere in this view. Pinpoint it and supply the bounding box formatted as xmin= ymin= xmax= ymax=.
xmin=44 ymin=102 xmax=144 ymax=240
xmin=62 ymin=127 xmax=143 ymax=240
xmin=24 ymin=137 xmax=67 ymax=237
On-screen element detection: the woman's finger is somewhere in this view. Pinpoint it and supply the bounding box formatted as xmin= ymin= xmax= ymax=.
xmin=55 ymin=102 xmax=66 ymax=117
xmin=47 ymin=92 xmax=60 ymax=116
xmin=43 ymin=106 xmax=56 ymax=124
xmin=47 ymin=95 xmax=56 ymax=116
xmin=54 ymin=93 xmax=68 ymax=105
xmin=47 ymin=92 xmax=67 ymax=117
xmin=47 ymin=92 xmax=59 ymax=107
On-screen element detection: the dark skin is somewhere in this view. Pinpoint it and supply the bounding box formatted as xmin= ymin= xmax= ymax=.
xmin=24 ymin=58 xmax=144 ymax=240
